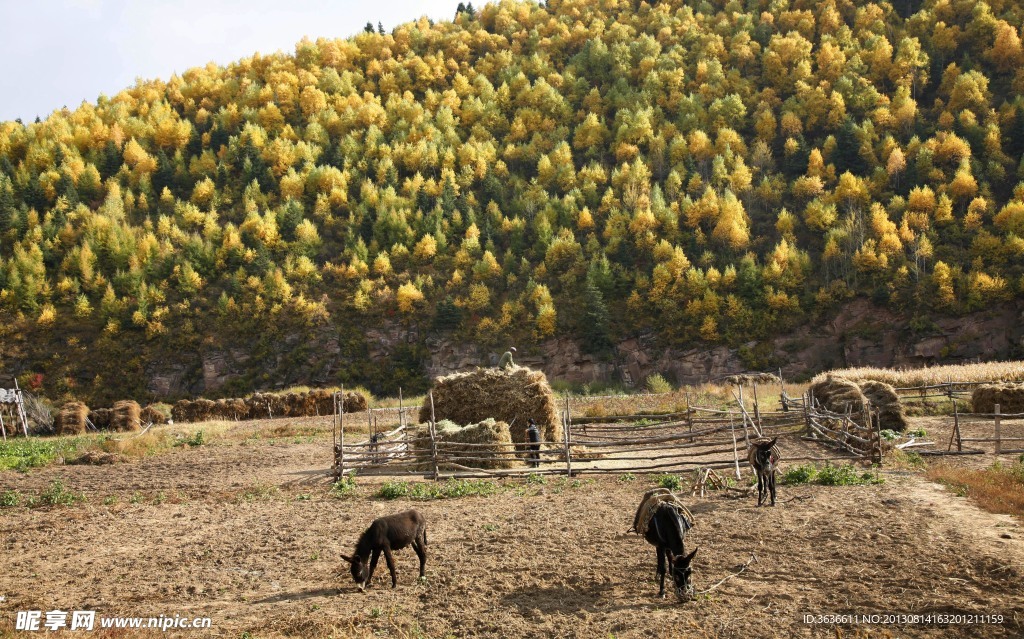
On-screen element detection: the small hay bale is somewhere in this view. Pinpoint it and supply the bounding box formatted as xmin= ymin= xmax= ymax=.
xmin=808 ymin=376 xmax=868 ymax=417
xmin=308 ymin=389 xmax=335 ymax=415
xmin=56 ymin=401 xmax=89 ymax=435
xmin=224 ymin=398 xmax=248 ymax=419
xmin=111 ymin=400 xmax=141 ymax=432
xmin=192 ymin=398 xmax=218 ymax=422
xmin=89 ymin=407 xmax=113 ymax=430
xmin=858 ymin=380 xmax=909 ymax=432
xmin=419 ymin=366 xmax=562 ymax=445
xmin=972 ymin=383 xmax=1024 ymax=414
xmin=139 ymin=405 xmax=168 ymax=425
xmin=343 ymin=391 xmax=368 ymax=413
xmin=410 ymin=419 xmax=522 ymax=470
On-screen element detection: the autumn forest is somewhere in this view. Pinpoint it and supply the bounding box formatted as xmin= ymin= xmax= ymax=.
xmin=2 ymin=0 xmax=1024 ymax=403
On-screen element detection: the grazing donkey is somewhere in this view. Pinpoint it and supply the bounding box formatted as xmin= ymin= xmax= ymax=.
xmin=633 ymin=489 xmax=698 ymax=600
xmin=340 ymin=509 xmax=427 ymax=590
xmin=747 ymin=437 xmax=780 ymax=507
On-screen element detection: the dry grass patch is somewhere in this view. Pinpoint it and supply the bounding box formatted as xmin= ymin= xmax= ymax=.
xmin=927 ymin=459 xmax=1024 ymax=519
xmin=814 ymin=361 xmax=1024 ymax=387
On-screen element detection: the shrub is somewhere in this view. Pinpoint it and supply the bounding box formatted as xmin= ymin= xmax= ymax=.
xmin=378 ymin=481 xmax=410 ymax=499
xmin=0 ymin=490 xmax=20 ymax=508
xmin=656 ymin=474 xmax=683 ymax=491
xmin=40 ymin=480 xmax=84 ymax=506
xmin=646 ymin=373 xmax=673 ymax=394
xmin=330 ymin=473 xmax=358 ymax=498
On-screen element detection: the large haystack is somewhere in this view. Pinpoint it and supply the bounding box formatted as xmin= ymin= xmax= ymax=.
xmin=308 ymin=389 xmax=334 ymax=415
xmin=410 ymin=419 xmax=522 ymax=470
xmin=419 ymin=366 xmax=562 ymax=445
xmin=171 ymin=399 xmax=193 ymax=423
xmin=972 ymin=383 xmax=1024 ymax=414
xmin=809 ymin=376 xmax=868 ymax=417
xmin=343 ymin=391 xmax=368 ymax=413
xmin=859 ymin=380 xmax=909 ymax=432
xmin=111 ymin=400 xmax=141 ymax=432
xmin=56 ymin=401 xmax=88 ymax=435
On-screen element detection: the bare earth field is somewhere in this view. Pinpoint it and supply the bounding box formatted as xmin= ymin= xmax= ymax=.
xmin=1 ymin=418 xmax=1023 ymax=638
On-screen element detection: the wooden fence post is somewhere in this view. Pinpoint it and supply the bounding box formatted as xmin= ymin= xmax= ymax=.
xmin=429 ymin=391 xmax=439 ymax=480
xmin=803 ymin=391 xmax=811 ymax=436
xmin=752 ymin=381 xmax=762 ymax=430
xmin=336 ymin=385 xmax=345 ymax=480
xmin=994 ymin=403 xmax=1001 ymax=455
xmin=730 ymin=422 xmax=742 ymax=481
xmin=562 ymin=404 xmax=573 ymax=477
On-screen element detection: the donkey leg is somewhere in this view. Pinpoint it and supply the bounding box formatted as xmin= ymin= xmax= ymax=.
xmin=756 ymin=472 xmax=764 ymax=507
xmin=383 ymin=546 xmax=399 ymax=588
xmin=656 ymin=547 xmax=667 ymax=598
xmin=367 ymin=549 xmax=382 ymax=585
xmin=769 ymin=470 xmax=777 ymax=506
xmin=413 ymin=532 xmax=427 ymax=578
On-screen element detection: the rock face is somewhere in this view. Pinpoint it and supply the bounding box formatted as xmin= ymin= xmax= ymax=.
xmin=424 ymin=299 xmax=1024 ymax=387
xmin=134 ymin=298 xmax=1024 ymax=399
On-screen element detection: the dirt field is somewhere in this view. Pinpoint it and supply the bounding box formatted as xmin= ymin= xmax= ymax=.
xmin=1 ymin=418 xmax=1023 ymax=638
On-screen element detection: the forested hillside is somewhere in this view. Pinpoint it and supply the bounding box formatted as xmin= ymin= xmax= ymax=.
xmin=2 ymin=0 xmax=1024 ymax=403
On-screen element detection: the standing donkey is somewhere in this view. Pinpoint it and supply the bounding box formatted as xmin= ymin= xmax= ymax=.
xmin=747 ymin=437 xmax=780 ymax=507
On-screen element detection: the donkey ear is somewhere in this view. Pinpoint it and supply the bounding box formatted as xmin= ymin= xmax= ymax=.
xmin=340 ymin=554 xmax=354 ymax=564
xmin=683 ymin=547 xmax=698 ymax=563
xmin=767 ymin=438 xmax=777 ymax=448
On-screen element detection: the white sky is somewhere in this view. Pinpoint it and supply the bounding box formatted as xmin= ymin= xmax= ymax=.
xmin=0 ymin=0 xmax=465 ymax=122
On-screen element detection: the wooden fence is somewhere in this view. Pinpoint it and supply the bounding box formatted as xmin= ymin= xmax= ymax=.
xmin=332 ymin=391 xmax=870 ymax=480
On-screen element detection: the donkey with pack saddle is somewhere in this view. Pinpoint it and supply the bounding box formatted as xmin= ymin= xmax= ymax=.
xmin=631 ymin=488 xmax=698 ymax=600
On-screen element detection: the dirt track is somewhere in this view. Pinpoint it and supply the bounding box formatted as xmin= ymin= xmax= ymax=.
xmin=1 ymin=423 xmax=1023 ymax=638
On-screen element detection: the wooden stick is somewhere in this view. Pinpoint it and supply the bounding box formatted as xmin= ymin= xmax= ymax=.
xmin=730 ymin=423 xmax=741 ymax=481
xmin=694 ymin=553 xmax=758 ymax=596
xmin=563 ymin=402 xmax=573 ymax=477
xmin=995 ymin=404 xmax=1002 ymax=455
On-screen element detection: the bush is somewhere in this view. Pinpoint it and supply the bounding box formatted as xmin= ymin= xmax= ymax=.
xmin=646 ymin=374 xmax=673 ymax=394
xmin=378 ymin=481 xmax=410 ymax=499
xmin=330 ymin=473 xmax=358 ymax=498
xmin=782 ymin=463 xmax=883 ymax=486
xmin=0 ymin=490 xmax=20 ymax=508
xmin=40 ymin=480 xmax=84 ymax=506
xmin=656 ymin=474 xmax=683 ymax=491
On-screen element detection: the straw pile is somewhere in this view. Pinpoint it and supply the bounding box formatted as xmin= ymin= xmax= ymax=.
xmin=342 ymin=391 xmax=368 ymax=413
xmin=168 ymin=388 xmax=368 ymax=423
xmin=139 ymin=405 xmax=168 ymax=425
xmin=411 ymin=419 xmax=521 ymax=470
xmin=858 ymin=380 xmax=909 ymax=431
xmin=419 ymin=366 xmax=562 ymax=445
xmin=808 ymin=376 xmax=868 ymax=417
xmin=111 ymin=400 xmax=141 ymax=432
xmin=724 ymin=372 xmax=781 ymax=386
xmin=972 ymin=383 xmax=1024 ymax=414
xmin=55 ymin=401 xmax=88 ymax=435
xmin=88 ymin=408 xmax=112 ymax=430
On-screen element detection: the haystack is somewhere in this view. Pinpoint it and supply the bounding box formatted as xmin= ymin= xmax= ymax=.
xmin=308 ymin=389 xmax=335 ymax=415
xmin=858 ymin=380 xmax=909 ymax=432
xmin=724 ymin=372 xmax=781 ymax=386
xmin=419 ymin=366 xmax=562 ymax=445
xmin=808 ymin=376 xmax=868 ymax=417
xmin=111 ymin=400 xmax=141 ymax=432
xmin=410 ymin=419 xmax=522 ymax=470
xmin=972 ymin=383 xmax=1024 ymax=414
xmin=89 ymin=407 xmax=113 ymax=430
xmin=171 ymin=400 xmax=193 ymax=423
xmin=140 ymin=405 xmax=168 ymax=425
xmin=343 ymin=391 xmax=368 ymax=413
xmin=56 ymin=401 xmax=88 ymax=435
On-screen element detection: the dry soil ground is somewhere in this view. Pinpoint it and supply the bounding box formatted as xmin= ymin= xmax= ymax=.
xmin=1 ymin=417 xmax=1023 ymax=638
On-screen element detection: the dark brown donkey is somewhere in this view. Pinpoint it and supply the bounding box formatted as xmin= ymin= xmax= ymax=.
xmin=747 ymin=437 xmax=780 ymax=507
xmin=341 ymin=509 xmax=427 ymax=590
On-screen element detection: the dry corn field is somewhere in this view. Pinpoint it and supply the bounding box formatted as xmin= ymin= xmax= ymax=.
xmin=1 ymin=413 xmax=1023 ymax=638
xmin=811 ymin=361 xmax=1024 ymax=388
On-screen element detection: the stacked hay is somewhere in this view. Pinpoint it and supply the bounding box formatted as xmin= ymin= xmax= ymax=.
xmin=972 ymin=383 xmax=1024 ymax=414
xmin=308 ymin=389 xmax=334 ymax=415
xmin=55 ymin=401 xmax=88 ymax=435
xmin=724 ymin=372 xmax=781 ymax=386
xmin=111 ymin=400 xmax=141 ymax=432
xmin=410 ymin=419 xmax=522 ymax=470
xmin=808 ymin=376 xmax=868 ymax=417
xmin=89 ymin=407 xmax=113 ymax=430
xmin=171 ymin=399 xmax=194 ymax=423
xmin=419 ymin=366 xmax=562 ymax=445
xmin=343 ymin=391 xmax=368 ymax=413
xmin=859 ymin=380 xmax=909 ymax=432
xmin=140 ymin=405 xmax=168 ymax=425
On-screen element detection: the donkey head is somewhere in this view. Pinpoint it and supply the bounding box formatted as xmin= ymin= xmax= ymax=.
xmin=754 ymin=438 xmax=778 ymax=471
xmin=340 ymin=554 xmax=369 ymax=590
xmin=670 ymin=547 xmax=698 ymax=601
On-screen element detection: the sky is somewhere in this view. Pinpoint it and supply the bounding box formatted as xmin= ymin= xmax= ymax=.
xmin=0 ymin=0 xmax=464 ymax=123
